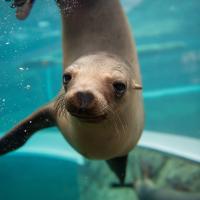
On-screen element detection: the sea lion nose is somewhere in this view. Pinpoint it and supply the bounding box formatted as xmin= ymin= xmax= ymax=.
xmin=76 ymin=91 xmax=95 ymax=110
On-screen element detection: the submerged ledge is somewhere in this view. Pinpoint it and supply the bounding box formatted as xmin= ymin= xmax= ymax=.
xmin=3 ymin=132 xmax=84 ymax=165
xmin=0 ymin=130 xmax=199 ymax=163
xmin=139 ymin=131 xmax=200 ymax=163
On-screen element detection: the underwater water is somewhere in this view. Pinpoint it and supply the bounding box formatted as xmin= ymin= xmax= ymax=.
xmin=0 ymin=1 xmax=200 ymax=200
xmin=0 ymin=0 xmax=199 ymax=138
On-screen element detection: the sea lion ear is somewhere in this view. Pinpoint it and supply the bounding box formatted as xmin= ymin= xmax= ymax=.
xmin=132 ymin=80 xmax=143 ymax=90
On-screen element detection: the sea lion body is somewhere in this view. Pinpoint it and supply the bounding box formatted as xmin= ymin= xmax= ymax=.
xmin=1 ymin=0 xmax=144 ymax=185
xmin=56 ymin=0 xmax=144 ymax=159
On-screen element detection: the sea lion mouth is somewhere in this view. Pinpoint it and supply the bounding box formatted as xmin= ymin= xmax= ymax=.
xmin=69 ymin=112 xmax=107 ymax=123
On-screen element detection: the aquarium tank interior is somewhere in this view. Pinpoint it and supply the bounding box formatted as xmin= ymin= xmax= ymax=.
xmin=0 ymin=0 xmax=200 ymax=200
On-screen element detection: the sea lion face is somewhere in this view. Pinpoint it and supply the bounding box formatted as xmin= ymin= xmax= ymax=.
xmin=59 ymin=53 xmax=140 ymax=123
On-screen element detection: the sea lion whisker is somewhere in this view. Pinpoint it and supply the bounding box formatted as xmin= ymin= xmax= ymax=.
xmin=115 ymin=104 xmax=128 ymax=136
xmin=119 ymin=111 xmax=128 ymax=137
xmin=54 ymin=92 xmax=68 ymax=118
xmin=105 ymin=105 xmax=121 ymax=141
xmin=114 ymin=109 xmax=127 ymax=138
xmin=110 ymin=101 xmax=128 ymax=137
xmin=112 ymin=117 xmax=121 ymax=141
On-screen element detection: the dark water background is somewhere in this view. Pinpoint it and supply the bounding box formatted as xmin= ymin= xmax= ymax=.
xmin=0 ymin=0 xmax=200 ymax=138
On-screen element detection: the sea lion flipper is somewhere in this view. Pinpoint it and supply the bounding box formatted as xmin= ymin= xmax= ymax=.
xmin=106 ymin=154 xmax=128 ymax=186
xmin=0 ymin=104 xmax=56 ymax=156
xmin=10 ymin=0 xmax=36 ymax=20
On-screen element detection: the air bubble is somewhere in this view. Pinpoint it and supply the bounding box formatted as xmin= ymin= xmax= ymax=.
xmin=25 ymin=85 xmax=31 ymax=90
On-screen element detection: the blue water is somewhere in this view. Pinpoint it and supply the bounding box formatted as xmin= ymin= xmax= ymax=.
xmin=0 ymin=154 xmax=80 ymax=200
xmin=0 ymin=0 xmax=200 ymax=138
xmin=0 ymin=132 xmax=82 ymax=200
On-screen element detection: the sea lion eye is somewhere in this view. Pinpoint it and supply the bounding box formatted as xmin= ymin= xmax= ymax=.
xmin=113 ymin=81 xmax=127 ymax=97
xmin=63 ymin=73 xmax=72 ymax=85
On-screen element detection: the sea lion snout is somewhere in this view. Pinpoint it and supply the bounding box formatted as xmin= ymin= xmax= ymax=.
xmin=69 ymin=90 xmax=95 ymax=111
xmin=65 ymin=89 xmax=106 ymax=121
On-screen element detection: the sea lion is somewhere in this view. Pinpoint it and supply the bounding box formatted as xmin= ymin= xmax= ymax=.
xmin=1 ymin=0 xmax=144 ymax=185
